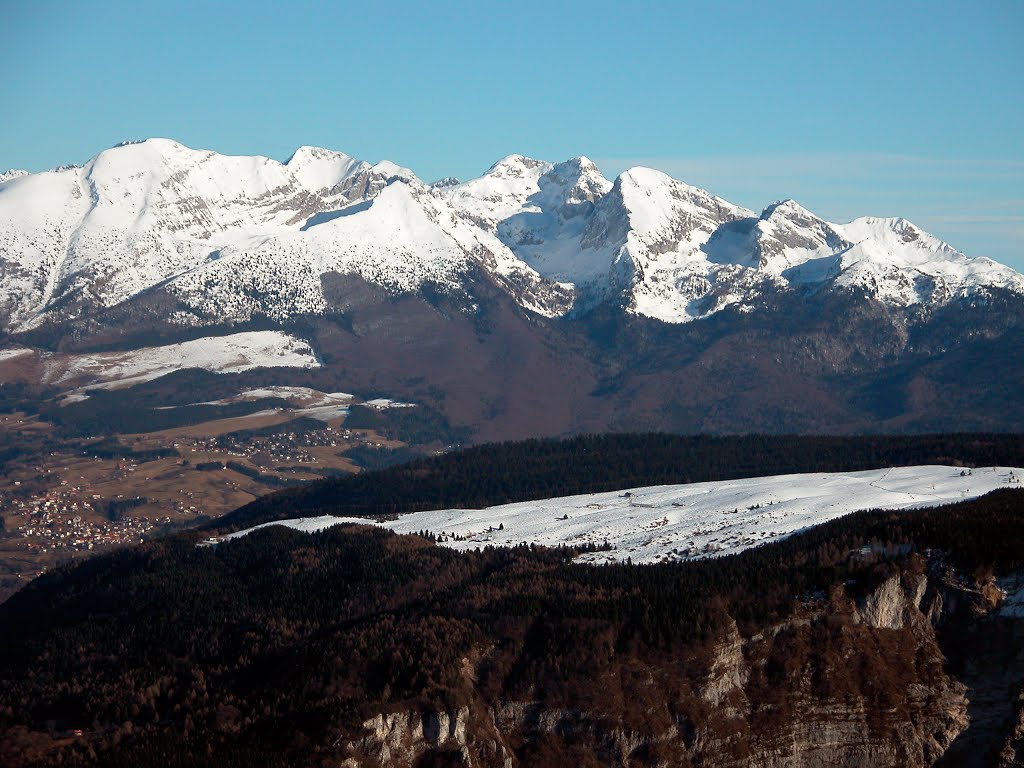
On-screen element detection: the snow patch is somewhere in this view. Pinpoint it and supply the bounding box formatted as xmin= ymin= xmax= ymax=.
xmin=45 ymin=331 xmax=319 ymax=389
xmin=0 ymin=348 xmax=34 ymax=362
xmin=364 ymin=398 xmax=416 ymax=409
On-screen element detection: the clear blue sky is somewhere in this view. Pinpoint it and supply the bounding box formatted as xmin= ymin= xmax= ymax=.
xmin=3 ymin=0 xmax=1022 ymax=268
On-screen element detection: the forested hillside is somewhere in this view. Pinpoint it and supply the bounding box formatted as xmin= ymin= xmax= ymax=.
xmin=2 ymin=489 xmax=1023 ymax=766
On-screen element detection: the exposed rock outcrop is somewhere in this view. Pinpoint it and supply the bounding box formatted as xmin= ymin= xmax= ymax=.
xmin=340 ymin=562 xmax=1020 ymax=767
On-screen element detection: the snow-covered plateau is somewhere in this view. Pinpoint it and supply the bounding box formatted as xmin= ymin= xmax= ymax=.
xmin=1 ymin=138 xmax=1021 ymax=331
xmin=5 ymin=330 xmax=321 ymax=390
xmin=220 ymin=465 xmax=1024 ymax=564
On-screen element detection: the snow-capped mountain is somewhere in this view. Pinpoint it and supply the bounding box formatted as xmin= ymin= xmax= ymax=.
xmin=0 ymin=170 xmax=28 ymax=185
xmin=0 ymin=138 xmax=1021 ymax=332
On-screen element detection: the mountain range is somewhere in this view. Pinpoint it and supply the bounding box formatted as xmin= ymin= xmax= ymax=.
xmin=1 ymin=138 xmax=1022 ymax=330
xmin=2 ymin=139 xmax=1024 ymax=765
xmin=1 ymin=139 xmax=1022 ymax=438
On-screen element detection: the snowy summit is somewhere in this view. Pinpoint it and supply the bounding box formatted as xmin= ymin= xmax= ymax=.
xmin=0 ymin=138 xmax=1021 ymax=332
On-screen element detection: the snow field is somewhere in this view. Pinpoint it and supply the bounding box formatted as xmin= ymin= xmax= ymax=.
xmin=41 ymin=330 xmax=320 ymax=389
xmin=221 ymin=465 xmax=1024 ymax=564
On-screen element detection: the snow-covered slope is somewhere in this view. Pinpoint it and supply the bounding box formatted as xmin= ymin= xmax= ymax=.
xmin=0 ymin=170 xmax=28 ymax=184
xmin=592 ymin=168 xmax=756 ymax=320
xmin=1 ymin=139 xmax=1021 ymax=331
xmin=221 ymin=465 xmax=1024 ymax=563
xmin=830 ymin=216 xmax=1024 ymax=304
xmin=12 ymin=330 xmax=321 ymax=390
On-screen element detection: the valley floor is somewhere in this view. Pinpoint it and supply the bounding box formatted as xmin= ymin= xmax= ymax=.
xmin=0 ymin=410 xmax=405 ymax=603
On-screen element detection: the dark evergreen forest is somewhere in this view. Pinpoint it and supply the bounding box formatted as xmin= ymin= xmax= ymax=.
xmin=1 ymin=488 xmax=1022 ymax=766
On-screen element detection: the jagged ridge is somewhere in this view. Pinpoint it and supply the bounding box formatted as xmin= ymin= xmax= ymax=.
xmin=0 ymin=138 xmax=1020 ymax=332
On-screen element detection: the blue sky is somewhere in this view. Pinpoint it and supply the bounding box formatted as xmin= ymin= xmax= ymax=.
xmin=3 ymin=0 xmax=1022 ymax=268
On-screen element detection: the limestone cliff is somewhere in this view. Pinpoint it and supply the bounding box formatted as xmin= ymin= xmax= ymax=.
xmin=339 ymin=562 xmax=1020 ymax=767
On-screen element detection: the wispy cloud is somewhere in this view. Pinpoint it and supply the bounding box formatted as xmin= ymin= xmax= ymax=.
xmin=927 ymin=215 xmax=1024 ymax=224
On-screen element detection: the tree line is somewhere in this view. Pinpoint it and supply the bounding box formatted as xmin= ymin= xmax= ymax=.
xmin=218 ymin=432 xmax=1024 ymax=531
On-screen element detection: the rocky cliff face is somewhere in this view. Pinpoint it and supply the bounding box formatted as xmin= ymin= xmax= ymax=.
xmin=338 ymin=564 xmax=1020 ymax=767
xmin=1000 ymin=696 xmax=1024 ymax=767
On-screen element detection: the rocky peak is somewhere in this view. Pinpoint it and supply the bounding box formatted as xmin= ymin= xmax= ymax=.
xmin=371 ymin=160 xmax=419 ymax=183
xmin=285 ymin=145 xmax=366 ymax=193
xmin=326 ymin=160 xmax=422 ymax=207
xmin=430 ymin=176 xmax=461 ymax=189
xmin=485 ymin=153 xmax=548 ymax=179
xmin=760 ymin=198 xmax=817 ymax=222
xmin=114 ymin=136 xmax=185 ymax=151
xmin=0 ymin=169 xmax=29 ymax=185
xmin=540 ymin=156 xmax=612 ymax=216
xmin=745 ymin=199 xmax=851 ymax=271
xmin=285 ymin=145 xmax=349 ymax=164
xmin=614 ymin=167 xmax=746 ymax=231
